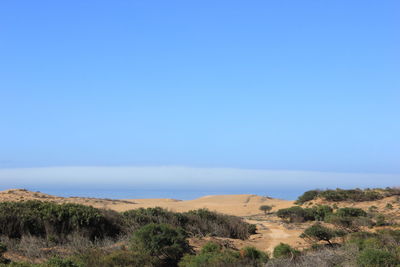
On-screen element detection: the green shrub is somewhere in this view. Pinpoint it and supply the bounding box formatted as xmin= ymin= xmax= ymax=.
xmin=69 ymin=248 xmax=155 ymax=267
xmin=357 ymin=248 xmax=399 ymax=267
xmin=300 ymin=223 xmax=345 ymax=246
xmin=184 ymin=209 xmax=252 ymax=239
xmin=200 ymin=242 xmax=221 ymax=254
xmin=0 ymin=201 xmax=121 ymax=240
xmin=295 ymin=190 xmax=320 ymax=204
xmin=276 ymin=206 xmax=315 ymax=223
xmin=122 ymin=207 xmax=187 ymax=230
xmin=276 ymin=205 xmax=332 ymax=223
xmin=179 ymin=249 xmax=240 ymax=267
xmin=325 ymin=213 xmax=372 ymax=232
xmin=43 ymin=257 xmax=81 ymax=267
xmin=347 ymin=229 xmax=400 ymax=262
xmin=247 ymin=224 xmax=257 ymax=235
xmin=385 ymin=203 xmax=393 ymax=210
xmin=319 ymin=189 xmax=383 ymax=202
xmin=240 ymin=246 xmax=269 ymax=263
xmin=130 ymin=223 xmax=192 ymax=266
xmin=336 ymin=207 xmax=367 ymax=217
xmin=273 ymin=243 xmax=300 ymax=259
xmin=375 ymin=214 xmax=387 ymax=226
xmin=313 ymin=205 xmax=333 ymax=221
xmin=122 ymin=207 xmax=253 ymax=240
xmin=178 ymin=244 xmax=268 ymax=267
xmin=259 ymin=205 xmax=273 ymax=215
xmin=101 ymin=250 xmax=155 ymax=267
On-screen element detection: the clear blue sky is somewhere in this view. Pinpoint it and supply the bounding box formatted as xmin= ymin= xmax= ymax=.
xmin=1 ymin=1 xmax=399 ymax=176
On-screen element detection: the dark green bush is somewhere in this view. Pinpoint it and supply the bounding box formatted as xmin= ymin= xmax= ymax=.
xmin=347 ymin=229 xmax=400 ymax=250
xmin=259 ymin=205 xmax=273 ymax=215
xmin=0 ymin=201 xmax=121 ymax=240
xmin=179 ymin=249 xmax=240 ymax=267
xmin=295 ymin=190 xmax=320 ymax=204
xmin=200 ymin=242 xmax=221 ymax=254
xmin=375 ymin=214 xmax=387 ymax=226
xmin=122 ymin=207 xmax=253 ymax=240
xmin=300 ymin=223 xmax=345 ymax=246
xmin=240 ymin=246 xmax=269 ymax=263
xmin=184 ymin=209 xmax=252 ymax=239
xmin=319 ymin=189 xmax=383 ymax=202
xmin=100 ymin=250 xmax=155 ymax=267
xmin=65 ymin=248 xmax=155 ymax=267
xmin=0 ymin=202 xmax=252 ymax=243
xmin=178 ymin=243 xmax=268 ymax=267
xmin=43 ymin=257 xmax=80 ymax=267
xmin=296 ymin=187 xmax=400 ymax=204
xmin=272 ymin=243 xmax=300 ymax=259
xmin=122 ymin=207 xmax=188 ymax=230
xmin=276 ymin=206 xmax=315 ymax=223
xmin=313 ymin=205 xmax=333 ymax=221
xmin=325 ymin=214 xmax=373 ymax=232
xmin=130 ymin=223 xmax=192 ymax=266
xmin=385 ymin=203 xmax=393 ymax=210
xmin=357 ymin=248 xmax=399 ymax=267
xmin=336 ymin=207 xmax=367 ymax=217
xmin=324 ymin=207 xmax=370 ymax=232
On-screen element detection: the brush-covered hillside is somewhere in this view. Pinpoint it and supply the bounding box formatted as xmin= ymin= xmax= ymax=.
xmin=0 ymin=188 xmax=399 ymax=266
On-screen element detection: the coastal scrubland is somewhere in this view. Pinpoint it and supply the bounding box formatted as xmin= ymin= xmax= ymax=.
xmin=0 ymin=187 xmax=399 ymax=266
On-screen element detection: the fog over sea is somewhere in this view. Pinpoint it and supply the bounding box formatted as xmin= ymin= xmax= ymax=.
xmin=1 ymin=166 xmax=399 ymax=200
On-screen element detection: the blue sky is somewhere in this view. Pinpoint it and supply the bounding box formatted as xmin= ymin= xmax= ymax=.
xmin=0 ymin=1 xmax=399 ymax=198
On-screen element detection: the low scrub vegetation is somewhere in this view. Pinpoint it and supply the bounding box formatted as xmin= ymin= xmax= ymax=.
xmin=300 ymin=223 xmax=346 ymax=246
xmin=179 ymin=242 xmax=269 ymax=267
xmin=259 ymin=205 xmax=273 ymax=215
xmin=0 ymin=201 xmax=121 ymax=241
xmin=276 ymin=204 xmax=385 ymax=234
xmin=276 ymin=205 xmax=332 ymax=223
xmin=0 ymin=202 xmax=253 ymax=243
xmin=266 ymin=229 xmax=400 ymax=266
xmin=130 ymin=223 xmax=191 ymax=266
xmin=0 ymin=201 xmax=255 ymax=266
xmin=1 ymin=187 xmax=400 ymax=267
xmin=272 ymin=243 xmax=300 ymax=259
xmin=295 ymin=187 xmax=400 ymax=204
xmin=122 ymin=207 xmax=254 ymax=239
